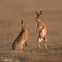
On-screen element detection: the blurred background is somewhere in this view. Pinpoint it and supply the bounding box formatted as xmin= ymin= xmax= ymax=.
xmin=0 ymin=0 xmax=62 ymax=50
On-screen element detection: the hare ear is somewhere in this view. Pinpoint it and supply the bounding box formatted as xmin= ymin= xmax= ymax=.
xmin=35 ymin=11 xmax=39 ymax=16
xmin=39 ymin=11 xmax=42 ymax=15
xmin=21 ymin=20 xmax=23 ymax=24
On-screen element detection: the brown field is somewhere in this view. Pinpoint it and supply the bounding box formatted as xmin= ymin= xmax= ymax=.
xmin=0 ymin=0 xmax=62 ymax=62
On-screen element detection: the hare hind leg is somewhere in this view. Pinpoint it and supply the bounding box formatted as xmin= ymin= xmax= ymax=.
xmin=15 ymin=44 xmax=23 ymax=50
xmin=44 ymin=36 xmax=48 ymax=49
xmin=38 ymin=37 xmax=43 ymax=49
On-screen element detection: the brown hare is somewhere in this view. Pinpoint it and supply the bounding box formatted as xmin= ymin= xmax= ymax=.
xmin=35 ymin=11 xmax=47 ymax=49
xmin=12 ymin=20 xmax=28 ymax=50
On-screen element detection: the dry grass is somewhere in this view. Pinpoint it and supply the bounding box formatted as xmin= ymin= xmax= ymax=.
xmin=0 ymin=0 xmax=62 ymax=62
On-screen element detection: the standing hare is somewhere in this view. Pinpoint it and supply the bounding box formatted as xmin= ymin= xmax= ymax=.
xmin=12 ymin=20 xmax=28 ymax=50
xmin=35 ymin=11 xmax=47 ymax=49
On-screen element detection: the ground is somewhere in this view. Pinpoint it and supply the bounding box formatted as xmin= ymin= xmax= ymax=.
xmin=0 ymin=0 xmax=62 ymax=62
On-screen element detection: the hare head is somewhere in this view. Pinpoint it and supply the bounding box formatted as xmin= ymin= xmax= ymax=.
xmin=35 ymin=11 xmax=42 ymax=21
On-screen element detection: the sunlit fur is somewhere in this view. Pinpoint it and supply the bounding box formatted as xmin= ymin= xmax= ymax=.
xmin=12 ymin=20 xmax=28 ymax=50
xmin=35 ymin=11 xmax=47 ymax=49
